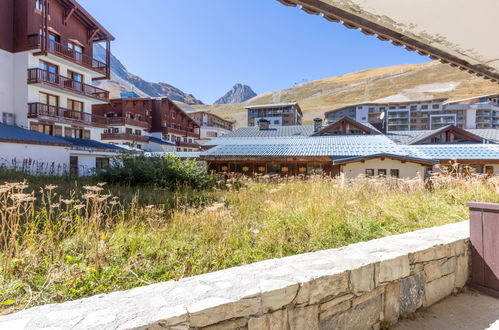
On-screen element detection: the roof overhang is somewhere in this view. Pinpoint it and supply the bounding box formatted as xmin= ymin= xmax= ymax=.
xmin=277 ymin=0 xmax=499 ymax=83
xmin=333 ymin=153 xmax=438 ymax=166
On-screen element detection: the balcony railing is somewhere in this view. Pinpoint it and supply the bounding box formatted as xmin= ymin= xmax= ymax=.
xmin=176 ymin=141 xmax=200 ymax=148
xmin=29 ymin=36 xmax=108 ymax=75
xmin=107 ymin=117 xmax=150 ymax=129
xmin=28 ymin=102 xmax=107 ymax=126
xmin=27 ymin=68 xmax=109 ymax=101
xmin=101 ymin=133 xmax=149 ymax=142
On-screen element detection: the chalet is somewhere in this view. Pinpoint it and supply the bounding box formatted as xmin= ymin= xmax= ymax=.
xmin=93 ymin=98 xmax=200 ymax=152
xmin=188 ymin=111 xmax=234 ymax=142
xmin=201 ymin=117 xmax=499 ymax=177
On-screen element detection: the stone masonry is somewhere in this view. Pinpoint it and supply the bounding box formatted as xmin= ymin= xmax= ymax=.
xmin=0 ymin=221 xmax=470 ymax=330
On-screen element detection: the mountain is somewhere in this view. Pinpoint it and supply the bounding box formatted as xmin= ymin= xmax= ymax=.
xmin=93 ymin=45 xmax=203 ymax=104
xmin=214 ymin=84 xmax=257 ymax=104
xmin=190 ymin=62 xmax=499 ymax=128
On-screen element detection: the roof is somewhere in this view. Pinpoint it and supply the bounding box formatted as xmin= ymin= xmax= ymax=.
xmin=0 ymin=123 xmax=70 ymax=146
xmin=187 ymin=111 xmax=235 ymax=125
xmin=60 ymin=0 xmax=114 ymax=41
xmin=210 ymin=125 xmax=316 ymax=140
xmin=444 ymin=93 xmax=499 ymax=105
xmin=145 ymin=152 xmax=202 ymax=159
xmin=277 ymin=0 xmax=499 ymax=82
xmin=59 ymin=137 xmax=123 ymax=151
xmin=148 ymin=136 xmax=175 ymax=145
xmin=203 ymin=135 xmax=410 ymax=158
xmin=408 ymin=144 xmax=499 ymax=160
xmin=317 ymin=116 xmax=381 ymax=135
xmin=387 ymin=128 xmax=499 ymax=145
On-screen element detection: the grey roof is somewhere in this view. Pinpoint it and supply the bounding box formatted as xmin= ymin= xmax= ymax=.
xmin=211 ymin=125 xmax=316 ymax=140
xmin=467 ymin=129 xmax=499 ymax=144
xmin=59 ymin=137 xmax=123 ymax=151
xmin=333 ymin=153 xmax=438 ymax=165
xmin=149 ymin=136 xmax=175 ymax=145
xmin=0 ymin=123 xmax=71 ymax=146
xmin=145 ymin=152 xmax=202 ymax=159
xmin=387 ymin=128 xmax=499 ymax=145
xmin=203 ymin=135 xmax=410 ymax=157
xmin=408 ymin=144 xmax=499 ymax=160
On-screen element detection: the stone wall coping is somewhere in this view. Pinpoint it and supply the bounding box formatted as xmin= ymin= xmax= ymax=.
xmin=466 ymin=201 xmax=499 ymax=211
xmin=0 ymin=221 xmax=469 ymax=330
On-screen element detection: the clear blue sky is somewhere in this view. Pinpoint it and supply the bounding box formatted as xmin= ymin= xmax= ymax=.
xmin=79 ymin=0 xmax=430 ymax=104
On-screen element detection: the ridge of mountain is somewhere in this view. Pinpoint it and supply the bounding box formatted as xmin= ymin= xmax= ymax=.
xmin=214 ymin=84 xmax=257 ymax=104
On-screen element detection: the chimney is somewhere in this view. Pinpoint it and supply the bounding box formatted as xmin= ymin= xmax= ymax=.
xmin=258 ymin=119 xmax=270 ymax=130
xmin=313 ymin=118 xmax=323 ymax=133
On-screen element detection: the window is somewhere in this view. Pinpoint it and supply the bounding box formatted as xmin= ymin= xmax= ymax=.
xmin=432 ymin=104 xmax=440 ymax=109
xmin=188 ymin=138 xmax=192 ymax=143
xmin=390 ymin=169 xmax=400 ymax=178
xmin=126 ymin=128 xmax=133 ymax=134
xmin=68 ymin=71 xmax=83 ymax=91
xmin=95 ymin=157 xmax=110 ymax=169
xmin=64 ymin=127 xmax=85 ymax=139
xmin=35 ymin=0 xmax=44 ymax=11
xmin=134 ymin=129 xmax=141 ymax=135
xmin=172 ymin=112 xmax=176 ymax=119
xmin=39 ymin=92 xmax=58 ymax=107
xmin=378 ymin=169 xmax=387 ymax=177
xmin=365 ymin=169 xmax=374 ymax=177
xmin=421 ymin=105 xmax=429 ymax=110
xmin=67 ymin=99 xmax=83 ymax=120
xmin=486 ymin=166 xmax=494 ymax=175
xmin=39 ymin=61 xmax=58 ymax=82
xmin=136 ymin=144 xmax=142 ymax=149
xmin=274 ymin=120 xmax=279 ymax=124
xmin=183 ymin=137 xmax=187 ymax=142
xmin=68 ymin=42 xmax=84 ymax=62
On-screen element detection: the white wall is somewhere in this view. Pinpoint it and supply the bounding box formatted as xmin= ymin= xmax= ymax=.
xmin=0 ymin=142 xmax=70 ymax=175
xmin=199 ymin=126 xmax=231 ymax=140
xmin=341 ymin=158 xmax=425 ymax=179
xmin=0 ymin=49 xmax=14 ymax=124
xmin=69 ymin=151 xmax=118 ymax=176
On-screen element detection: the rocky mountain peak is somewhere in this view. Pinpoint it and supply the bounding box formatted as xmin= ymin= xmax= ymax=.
xmin=214 ymin=84 xmax=257 ymax=104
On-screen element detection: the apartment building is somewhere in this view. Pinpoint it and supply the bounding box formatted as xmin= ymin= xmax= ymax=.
xmin=325 ymin=95 xmax=499 ymax=131
xmin=93 ymin=98 xmax=152 ymax=149
xmin=246 ymin=103 xmax=303 ymax=127
xmin=188 ymin=111 xmax=234 ymax=142
xmin=0 ymin=0 xmax=114 ymax=141
xmin=150 ymin=98 xmax=201 ymax=152
xmin=94 ymin=98 xmax=201 ymax=152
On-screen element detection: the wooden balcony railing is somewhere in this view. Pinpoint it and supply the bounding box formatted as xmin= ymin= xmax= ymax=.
xmin=176 ymin=140 xmax=200 ymax=148
xmin=27 ymin=68 xmax=109 ymax=101
xmin=106 ymin=117 xmax=150 ymax=129
xmin=28 ymin=102 xmax=108 ymax=126
xmin=101 ymin=133 xmax=149 ymax=142
xmin=29 ymin=36 xmax=108 ymax=75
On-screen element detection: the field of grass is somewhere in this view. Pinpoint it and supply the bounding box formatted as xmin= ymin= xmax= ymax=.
xmin=0 ymin=173 xmax=498 ymax=314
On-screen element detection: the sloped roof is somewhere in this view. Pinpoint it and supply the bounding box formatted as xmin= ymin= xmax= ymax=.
xmin=149 ymin=136 xmax=175 ymax=145
xmin=211 ymin=125 xmax=316 ymax=140
xmin=58 ymin=137 xmax=123 ymax=151
xmin=408 ymin=144 xmax=499 ymax=160
xmin=203 ymin=135 xmax=409 ymax=157
xmin=277 ymin=0 xmax=499 ymax=82
xmin=408 ymin=125 xmax=484 ymax=145
xmin=0 ymin=123 xmax=70 ymax=146
xmin=387 ymin=128 xmax=499 ymax=145
xmin=317 ymin=116 xmax=381 ymax=135
xmin=145 ymin=152 xmax=202 ymax=159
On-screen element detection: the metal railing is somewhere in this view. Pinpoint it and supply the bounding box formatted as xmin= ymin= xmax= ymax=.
xmin=28 ymin=102 xmax=107 ymax=125
xmin=27 ymin=68 xmax=109 ymax=101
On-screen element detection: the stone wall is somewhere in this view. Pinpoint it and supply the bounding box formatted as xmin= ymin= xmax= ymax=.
xmin=0 ymin=221 xmax=469 ymax=330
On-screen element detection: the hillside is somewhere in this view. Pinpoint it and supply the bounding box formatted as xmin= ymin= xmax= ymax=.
xmin=189 ymin=62 xmax=499 ymax=127
xmin=93 ymin=45 xmax=203 ymax=104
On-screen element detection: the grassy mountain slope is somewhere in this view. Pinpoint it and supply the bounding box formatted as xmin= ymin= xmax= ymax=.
xmin=188 ymin=62 xmax=499 ymax=127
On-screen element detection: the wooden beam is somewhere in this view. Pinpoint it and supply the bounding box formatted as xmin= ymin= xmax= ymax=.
xmin=88 ymin=28 xmax=100 ymax=44
xmin=64 ymin=7 xmax=75 ymax=25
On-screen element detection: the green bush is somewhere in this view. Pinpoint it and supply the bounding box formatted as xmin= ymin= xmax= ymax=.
xmin=97 ymin=154 xmax=216 ymax=189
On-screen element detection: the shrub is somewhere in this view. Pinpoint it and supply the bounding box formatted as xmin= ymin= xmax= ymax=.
xmin=96 ymin=154 xmax=216 ymax=189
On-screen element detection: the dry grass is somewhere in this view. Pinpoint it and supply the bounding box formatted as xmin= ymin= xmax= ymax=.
xmin=0 ymin=174 xmax=498 ymax=314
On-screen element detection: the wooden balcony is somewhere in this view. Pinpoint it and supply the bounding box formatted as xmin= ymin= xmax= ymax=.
xmin=27 ymin=68 xmax=109 ymax=102
xmin=106 ymin=117 xmax=150 ymax=129
xmin=176 ymin=141 xmax=200 ymax=149
xmin=28 ymin=102 xmax=107 ymax=127
xmin=101 ymin=133 xmax=149 ymax=142
xmin=30 ymin=37 xmax=108 ymax=76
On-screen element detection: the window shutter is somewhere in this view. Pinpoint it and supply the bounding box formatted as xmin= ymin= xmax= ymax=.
xmin=83 ymin=130 xmax=91 ymax=139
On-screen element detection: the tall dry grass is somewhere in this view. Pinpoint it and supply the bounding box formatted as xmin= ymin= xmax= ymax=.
xmin=0 ymin=174 xmax=498 ymax=314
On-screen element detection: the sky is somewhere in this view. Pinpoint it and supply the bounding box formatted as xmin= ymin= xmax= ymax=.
xmin=78 ymin=0 xmax=430 ymax=104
